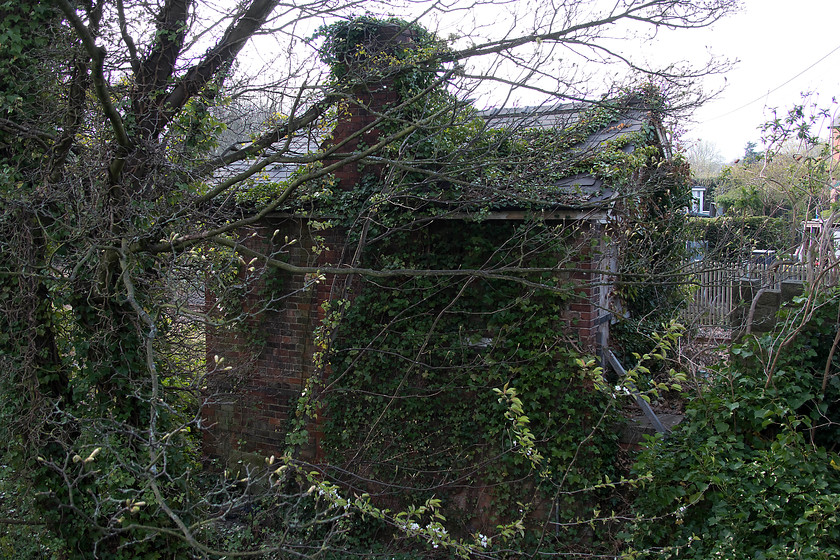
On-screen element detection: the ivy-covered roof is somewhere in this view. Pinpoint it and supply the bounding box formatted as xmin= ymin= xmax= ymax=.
xmin=480 ymin=99 xmax=658 ymax=146
xmin=452 ymin=96 xmax=668 ymax=211
xmin=231 ymin=94 xmax=670 ymax=217
xmin=224 ymin=16 xmax=674 ymax=218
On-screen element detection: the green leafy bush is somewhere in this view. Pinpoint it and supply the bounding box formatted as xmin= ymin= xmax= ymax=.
xmin=687 ymin=215 xmax=796 ymax=260
xmin=628 ymin=290 xmax=840 ymax=559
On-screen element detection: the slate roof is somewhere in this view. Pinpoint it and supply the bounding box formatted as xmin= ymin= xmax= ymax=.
xmin=227 ymin=97 xmax=666 ymax=214
xmin=480 ymin=98 xmax=657 ymax=153
xmin=470 ymin=97 xmax=664 ymax=210
xmin=213 ymin=135 xmax=320 ymax=185
xmin=479 ymin=103 xmax=588 ymax=130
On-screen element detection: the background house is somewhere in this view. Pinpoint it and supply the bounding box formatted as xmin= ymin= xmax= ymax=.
xmin=690 ymin=183 xmax=716 ymax=216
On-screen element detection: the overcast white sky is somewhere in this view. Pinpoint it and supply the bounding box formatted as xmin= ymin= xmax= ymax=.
xmin=664 ymin=0 xmax=840 ymax=161
xmin=241 ymin=0 xmax=838 ymax=163
xmin=437 ymin=0 xmax=840 ymax=162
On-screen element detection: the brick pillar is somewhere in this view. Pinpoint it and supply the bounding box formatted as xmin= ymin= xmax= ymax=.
xmin=202 ymin=221 xmax=352 ymax=463
xmin=561 ymin=223 xmax=602 ymax=353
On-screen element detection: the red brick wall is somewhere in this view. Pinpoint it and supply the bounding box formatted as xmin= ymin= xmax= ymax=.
xmin=203 ymin=26 xmax=408 ymax=461
xmin=558 ymin=221 xmax=610 ymax=353
xmin=202 ymin=217 xmax=608 ymax=462
xmin=202 ymin=220 xmax=351 ymax=461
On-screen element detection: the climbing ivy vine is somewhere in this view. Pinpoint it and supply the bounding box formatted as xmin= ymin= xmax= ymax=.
xmin=320 ymin=219 xmax=623 ymax=553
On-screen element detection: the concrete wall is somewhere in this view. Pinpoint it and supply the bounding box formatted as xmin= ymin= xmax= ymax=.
xmin=731 ymin=279 xmax=804 ymax=333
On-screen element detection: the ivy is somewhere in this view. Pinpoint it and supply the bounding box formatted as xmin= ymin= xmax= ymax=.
xmin=687 ymin=215 xmax=795 ymax=260
xmin=628 ymin=289 xmax=840 ymax=559
xmin=320 ymin=220 xmax=621 ymax=553
xmin=312 ymin=16 xmax=448 ymax=88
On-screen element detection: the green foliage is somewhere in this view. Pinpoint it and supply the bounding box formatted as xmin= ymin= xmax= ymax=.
xmin=313 ymin=15 xmax=447 ymax=87
xmin=254 ymin=94 xmax=682 ymax=224
xmin=0 ymin=3 xmax=234 ymax=554
xmin=493 ymin=384 xmax=545 ymax=467
xmin=628 ymin=289 xmax=840 ymax=559
xmin=714 ymin=133 xmax=832 ymax=222
xmin=0 ymin=1 xmax=64 ymax=126
xmin=611 ymin=151 xmax=692 ymax=364
xmin=687 ymin=215 xmax=795 ymax=259
xmin=167 ymin=95 xmax=228 ymax=162
xmin=0 ymin=462 xmax=66 ymax=559
xmin=742 ymin=141 xmax=763 ymax=165
xmin=0 ymin=2 xmax=735 ymax=559
xmin=261 ymin=78 xmax=689 ymax=555
xmin=322 ymin=220 xmax=620 ymax=552
xmin=235 ymin=161 xmax=340 ymax=208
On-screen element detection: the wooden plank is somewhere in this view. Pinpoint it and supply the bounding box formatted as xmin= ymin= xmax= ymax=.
xmin=606 ymin=350 xmax=669 ymax=434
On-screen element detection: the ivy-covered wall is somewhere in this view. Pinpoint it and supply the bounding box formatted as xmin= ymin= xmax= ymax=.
xmin=203 ymin=214 xmax=611 ymax=453
xmin=203 ymin=18 xmax=689 ymax=552
xmin=322 ymin=218 xmax=619 ymax=536
xmin=203 ymin=213 xmax=621 ymax=551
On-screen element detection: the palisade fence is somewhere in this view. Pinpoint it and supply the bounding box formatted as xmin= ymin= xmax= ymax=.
xmin=682 ymin=259 xmax=809 ymax=327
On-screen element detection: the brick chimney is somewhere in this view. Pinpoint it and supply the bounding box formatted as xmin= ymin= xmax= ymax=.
xmin=323 ymin=22 xmax=417 ymax=190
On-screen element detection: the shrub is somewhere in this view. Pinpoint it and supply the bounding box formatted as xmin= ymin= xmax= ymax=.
xmin=628 ymin=289 xmax=840 ymax=559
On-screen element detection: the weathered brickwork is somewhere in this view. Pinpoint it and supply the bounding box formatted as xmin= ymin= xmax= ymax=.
xmin=202 ymin=24 xmax=609 ymax=460
xmin=203 ymin=220 xmax=351 ymax=461
xmin=202 ymin=219 xmax=606 ymax=462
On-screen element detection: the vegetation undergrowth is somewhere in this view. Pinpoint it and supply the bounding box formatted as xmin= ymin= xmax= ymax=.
xmin=629 ymin=287 xmax=840 ymax=559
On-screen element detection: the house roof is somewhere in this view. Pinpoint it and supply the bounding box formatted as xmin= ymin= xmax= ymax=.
xmin=213 ymin=134 xmax=320 ymax=185
xmin=227 ymin=95 xmax=668 ymax=217
xmin=465 ymin=97 xmax=666 ymax=210
xmin=479 ymin=103 xmax=589 ymax=130
xmin=479 ymin=99 xmax=658 ymax=152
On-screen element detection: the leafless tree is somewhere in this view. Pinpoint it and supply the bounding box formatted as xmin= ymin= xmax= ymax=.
xmin=685 ymin=138 xmax=725 ymax=179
